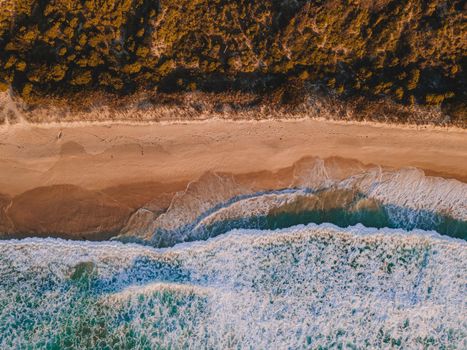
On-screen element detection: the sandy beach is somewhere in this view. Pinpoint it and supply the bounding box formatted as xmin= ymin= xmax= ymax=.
xmin=0 ymin=119 xmax=466 ymax=239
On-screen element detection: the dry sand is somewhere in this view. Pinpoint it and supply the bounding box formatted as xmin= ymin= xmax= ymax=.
xmin=0 ymin=119 xmax=466 ymax=239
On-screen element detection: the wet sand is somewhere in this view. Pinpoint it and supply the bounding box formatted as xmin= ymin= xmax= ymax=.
xmin=0 ymin=119 xmax=466 ymax=239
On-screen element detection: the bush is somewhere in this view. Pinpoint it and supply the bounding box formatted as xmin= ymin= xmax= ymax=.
xmin=0 ymin=0 xmax=464 ymax=113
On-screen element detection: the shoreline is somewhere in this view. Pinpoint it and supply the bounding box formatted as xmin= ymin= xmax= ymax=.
xmin=1 ymin=118 xmax=466 ymax=240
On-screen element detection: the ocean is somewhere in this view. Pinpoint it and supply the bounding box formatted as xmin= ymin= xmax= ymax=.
xmin=1 ymin=165 xmax=466 ymax=349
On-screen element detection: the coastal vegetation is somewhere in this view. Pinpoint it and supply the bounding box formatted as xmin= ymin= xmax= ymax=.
xmin=0 ymin=0 xmax=465 ymax=122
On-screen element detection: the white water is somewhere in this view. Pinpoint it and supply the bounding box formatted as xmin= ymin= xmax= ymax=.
xmin=1 ymin=224 xmax=466 ymax=349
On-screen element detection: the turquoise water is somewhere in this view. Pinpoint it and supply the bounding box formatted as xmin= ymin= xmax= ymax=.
xmin=187 ymin=204 xmax=467 ymax=243
xmin=0 ymin=225 xmax=466 ymax=349
xmin=146 ymin=189 xmax=467 ymax=247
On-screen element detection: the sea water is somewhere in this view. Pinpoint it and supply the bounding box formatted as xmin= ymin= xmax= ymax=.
xmin=0 ymin=165 xmax=466 ymax=349
xmin=0 ymin=225 xmax=466 ymax=349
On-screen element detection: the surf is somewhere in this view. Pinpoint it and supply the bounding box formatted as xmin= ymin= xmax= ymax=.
xmin=0 ymin=159 xmax=466 ymax=349
xmin=0 ymin=224 xmax=465 ymax=349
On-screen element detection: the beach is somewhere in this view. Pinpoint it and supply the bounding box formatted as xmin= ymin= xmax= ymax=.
xmin=0 ymin=118 xmax=466 ymax=239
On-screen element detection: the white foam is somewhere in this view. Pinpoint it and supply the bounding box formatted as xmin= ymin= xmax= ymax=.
xmin=1 ymin=224 xmax=465 ymax=348
xmin=342 ymin=167 xmax=467 ymax=220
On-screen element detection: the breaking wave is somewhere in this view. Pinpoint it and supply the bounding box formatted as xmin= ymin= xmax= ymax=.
xmin=117 ymin=159 xmax=467 ymax=246
xmin=0 ymin=225 xmax=466 ymax=349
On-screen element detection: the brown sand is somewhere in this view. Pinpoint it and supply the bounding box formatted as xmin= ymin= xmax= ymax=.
xmin=0 ymin=119 xmax=466 ymax=239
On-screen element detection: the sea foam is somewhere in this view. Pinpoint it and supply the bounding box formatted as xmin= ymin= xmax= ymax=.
xmin=0 ymin=224 xmax=465 ymax=349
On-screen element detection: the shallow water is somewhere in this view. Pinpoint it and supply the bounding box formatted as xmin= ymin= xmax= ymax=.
xmin=118 ymin=164 xmax=467 ymax=246
xmin=147 ymin=188 xmax=467 ymax=247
